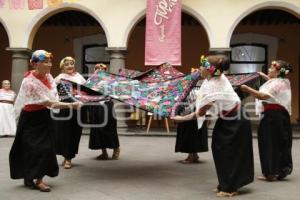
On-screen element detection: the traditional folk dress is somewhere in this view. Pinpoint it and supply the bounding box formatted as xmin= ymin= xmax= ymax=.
xmin=54 ymin=72 xmax=86 ymax=160
xmin=256 ymin=78 xmax=293 ymax=179
xmin=88 ymin=99 xmax=120 ymax=150
xmin=9 ymin=71 xmax=59 ymax=180
xmin=175 ymin=88 xmax=208 ymax=154
xmin=55 ymin=72 xmax=86 ymax=86
xmin=175 ymin=120 xmax=208 ymax=153
xmin=0 ymin=89 xmax=16 ymax=136
xmin=197 ymin=74 xmax=254 ymax=193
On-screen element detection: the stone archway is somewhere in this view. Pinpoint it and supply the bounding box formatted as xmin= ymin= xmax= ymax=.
xmin=125 ymin=11 xmax=210 ymax=129
xmin=124 ymin=4 xmax=213 ymax=53
xmin=29 ymin=10 xmax=108 ymax=77
xmin=230 ymin=8 xmax=300 ymax=124
xmin=25 ymin=4 xmax=109 ymax=48
xmin=126 ymin=12 xmax=210 ymax=74
xmin=227 ymin=1 xmax=300 ymax=47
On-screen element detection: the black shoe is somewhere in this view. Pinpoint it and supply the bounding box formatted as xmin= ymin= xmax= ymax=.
xmin=24 ymin=179 xmax=34 ymax=187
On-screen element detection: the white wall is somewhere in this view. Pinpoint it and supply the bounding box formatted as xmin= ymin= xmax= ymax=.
xmin=0 ymin=0 xmax=299 ymax=49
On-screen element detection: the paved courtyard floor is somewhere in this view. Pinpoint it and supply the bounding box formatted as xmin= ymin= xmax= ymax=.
xmin=0 ymin=135 xmax=299 ymax=200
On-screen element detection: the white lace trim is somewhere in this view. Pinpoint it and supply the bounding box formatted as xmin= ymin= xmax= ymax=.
xmin=55 ymin=72 xmax=86 ymax=84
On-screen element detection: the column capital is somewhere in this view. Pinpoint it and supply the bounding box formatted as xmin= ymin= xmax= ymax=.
xmin=105 ymin=47 xmax=127 ymax=52
xmin=6 ymin=48 xmax=32 ymax=59
xmin=6 ymin=47 xmax=32 ymax=54
xmin=209 ymin=47 xmax=231 ymax=56
xmin=105 ymin=47 xmax=127 ymax=59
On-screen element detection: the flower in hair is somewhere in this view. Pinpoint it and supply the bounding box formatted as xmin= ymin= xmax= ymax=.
xmin=200 ymin=55 xmax=210 ymax=68
xmin=272 ymin=61 xmax=281 ymax=70
xmin=214 ymin=69 xmax=221 ymax=76
xmin=200 ymin=55 xmax=217 ymax=75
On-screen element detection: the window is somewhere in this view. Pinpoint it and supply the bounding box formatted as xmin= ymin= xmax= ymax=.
xmin=82 ymin=44 xmax=110 ymax=77
xmin=230 ymin=44 xmax=268 ymax=74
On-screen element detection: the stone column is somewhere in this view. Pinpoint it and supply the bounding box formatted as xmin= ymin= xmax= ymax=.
xmin=105 ymin=47 xmax=127 ymax=74
xmin=106 ymin=47 xmax=130 ymax=131
xmin=6 ymin=48 xmax=32 ymax=92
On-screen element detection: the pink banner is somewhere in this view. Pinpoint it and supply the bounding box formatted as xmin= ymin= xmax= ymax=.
xmin=0 ymin=0 xmax=5 ymax=8
xmin=28 ymin=0 xmax=43 ymax=10
xmin=9 ymin=0 xmax=24 ymax=9
xmin=145 ymin=0 xmax=181 ymax=66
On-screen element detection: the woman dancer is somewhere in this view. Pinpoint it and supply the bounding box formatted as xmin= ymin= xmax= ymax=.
xmin=9 ymin=50 xmax=81 ymax=192
xmin=241 ymin=60 xmax=293 ymax=181
xmin=173 ymin=55 xmax=254 ymax=197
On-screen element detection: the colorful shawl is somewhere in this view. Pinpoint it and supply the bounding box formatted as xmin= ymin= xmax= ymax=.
xmin=120 ymin=63 xmax=184 ymax=82
xmin=57 ymin=79 xmax=105 ymax=103
xmin=227 ymin=73 xmax=260 ymax=89
xmin=58 ymin=67 xmax=260 ymax=118
xmin=83 ymin=70 xmax=200 ymax=117
xmin=174 ymin=73 xmax=260 ymax=117
xmin=134 ymin=63 xmax=185 ymax=82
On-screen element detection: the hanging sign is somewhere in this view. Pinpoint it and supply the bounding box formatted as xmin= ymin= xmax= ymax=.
xmin=145 ymin=0 xmax=182 ymax=66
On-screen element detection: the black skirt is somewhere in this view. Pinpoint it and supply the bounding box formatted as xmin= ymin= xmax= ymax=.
xmin=53 ymin=109 xmax=83 ymax=159
xmin=89 ymin=101 xmax=119 ymax=149
xmin=257 ymin=109 xmax=293 ymax=177
xmin=212 ymin=110 xmax=254 ymax=193
xmin=175 ymin=120 xmax=208 ymax=153
xmin=9 ymin=109 xmax=59 ymax=180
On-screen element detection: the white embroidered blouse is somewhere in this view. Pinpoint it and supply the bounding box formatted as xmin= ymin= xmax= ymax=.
xmin=256 ymin=78 xmax=291 ymax=115
xmin=14 ymin=73 xmax=59 ymax=118
xmin=196 ymin=74 xmax=241 ymax=128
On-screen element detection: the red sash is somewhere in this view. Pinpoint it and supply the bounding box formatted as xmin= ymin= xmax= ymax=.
xmin=263 ymin=104 xmax=286 ymax=112
xmin=221 ymin=104 xmax=240 ymax=117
